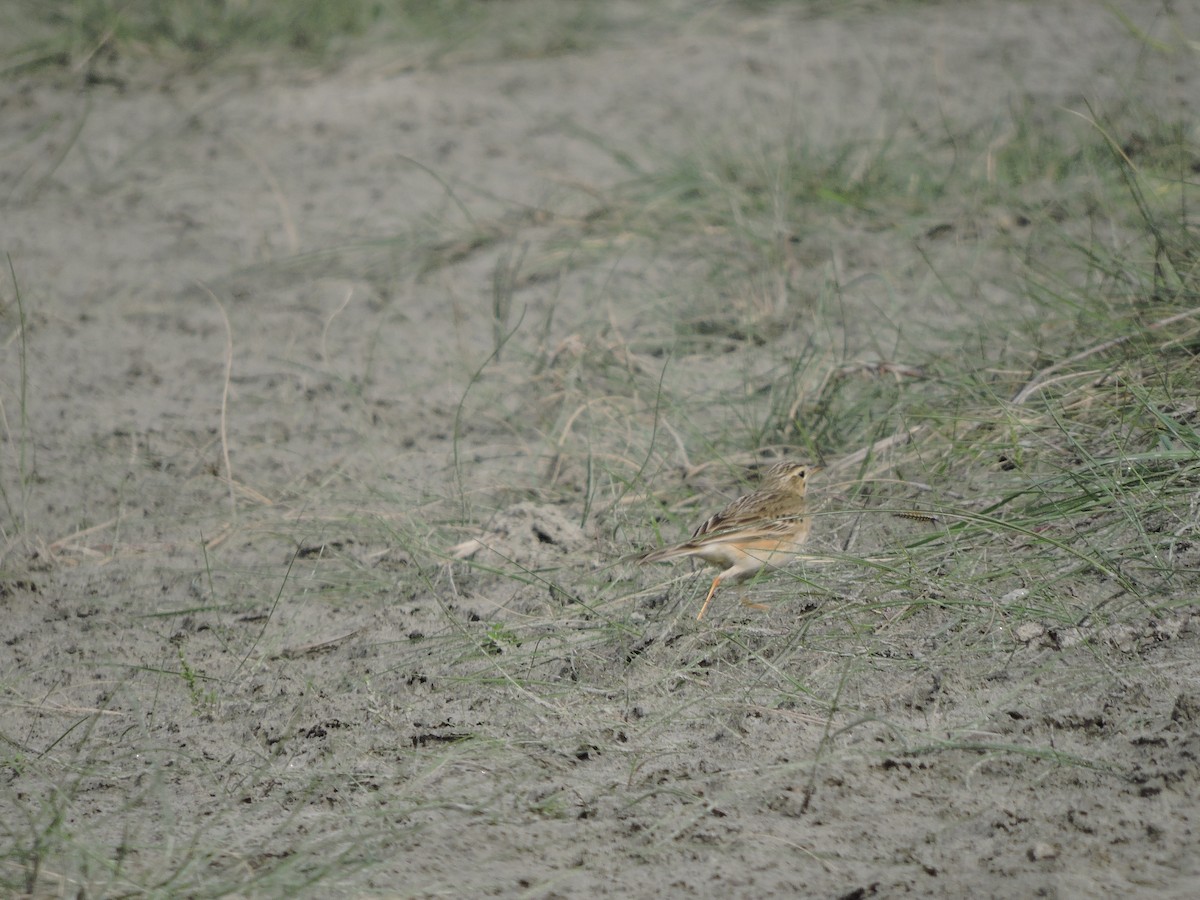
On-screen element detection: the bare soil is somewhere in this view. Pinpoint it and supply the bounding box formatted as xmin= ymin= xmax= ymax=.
xmin=2 ymin=2 xmax=1199 ymax=896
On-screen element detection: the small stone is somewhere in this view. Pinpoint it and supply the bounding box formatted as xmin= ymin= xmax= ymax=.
xmin=1014 ymin=622 xmax=1044 ymax=643
xmin=1051 ymin=627 xmax=1085 ymax=650
xmin=1028 ymin=842 xmax=1059 ymax=861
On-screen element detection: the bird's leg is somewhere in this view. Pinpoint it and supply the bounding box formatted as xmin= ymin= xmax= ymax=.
xmin=696 ymin=574 xmax=722 ymax=620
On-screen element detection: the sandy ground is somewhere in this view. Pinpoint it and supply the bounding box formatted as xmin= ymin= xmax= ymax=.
xmin=2 ymin=1 xmax=1199 ymax=896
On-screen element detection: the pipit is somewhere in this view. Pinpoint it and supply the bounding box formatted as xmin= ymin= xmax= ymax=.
xmin=637 ymin=461 xmax=820 ymax=620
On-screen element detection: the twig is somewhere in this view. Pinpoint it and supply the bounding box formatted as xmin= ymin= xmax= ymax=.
xmin=836 ymin=425 xmax=925 ymax=469
xmin=273 ymin=629 xmax=364 ymax=660
xmin=1012 ymin=306 xmax=1200 ymax=405
xmin=48 ymin=517 xmax=119 ymax=553
xmin=320 ymin=286 xmax=354 ymax=367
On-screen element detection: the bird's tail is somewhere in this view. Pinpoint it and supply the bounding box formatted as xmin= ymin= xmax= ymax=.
xmin=634 ymin=543 xmax=692 ymax=564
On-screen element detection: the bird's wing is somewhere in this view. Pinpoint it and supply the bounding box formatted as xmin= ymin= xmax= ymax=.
xmin=693 ymin=514 xmax=806 ymax=543
xmin=690 ymin=491 xmax=763 ymax=539
xmin=637 ymin=513 xmax=807 ymax=563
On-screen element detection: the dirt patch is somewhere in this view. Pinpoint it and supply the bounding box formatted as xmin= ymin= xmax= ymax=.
xmin=2 ymin=1 xmax=1199 ymax=895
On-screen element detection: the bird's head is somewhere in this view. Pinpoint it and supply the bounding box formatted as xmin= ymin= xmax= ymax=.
xmin=760 ymin=460 xmax=822 ymax=494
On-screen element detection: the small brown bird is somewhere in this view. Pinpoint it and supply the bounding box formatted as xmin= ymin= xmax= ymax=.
xmin=637 ymin=461 xmax=820 ymax=619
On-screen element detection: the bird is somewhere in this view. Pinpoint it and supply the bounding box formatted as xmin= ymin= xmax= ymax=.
xmin=636 ymin=461 xmax=820 ymax=620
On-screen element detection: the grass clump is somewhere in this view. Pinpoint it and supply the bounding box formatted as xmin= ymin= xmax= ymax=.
xmin=1 ymin=0 xmax=380 ymax=68
xmin=0 ymin=0 xmax=637 ymax=73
